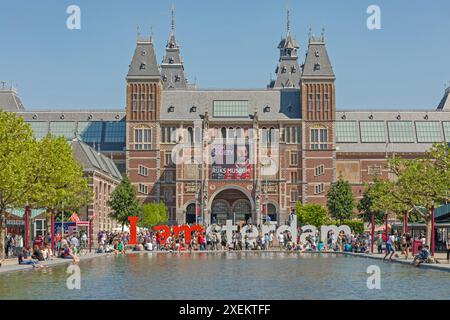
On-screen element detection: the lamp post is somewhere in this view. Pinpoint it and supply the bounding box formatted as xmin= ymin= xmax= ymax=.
xmin=385 ymin=210 xmax=389 ymax=242
xmin=403 ymin=209 xmax=408 ymax=234
xmin=371 ymin=210 xmax=375 ymax=254
xmin=25 ymin=206 xmax=30 ymax=249
xmin=431 ymin=205 xmax=435 ymax=257
xmin=51 ymin=208 xmax=55 ymax=253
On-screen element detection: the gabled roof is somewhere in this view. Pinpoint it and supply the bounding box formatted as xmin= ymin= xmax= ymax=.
xmin=126 ymin=37 xmax=160 ymax=80
xmin=0 ymin=87 xmax=25 ymax=111
xmin=70 ymin=139 xmax=122 ymax=181
xmin=302 ymin=36 xmax=335 ymax=79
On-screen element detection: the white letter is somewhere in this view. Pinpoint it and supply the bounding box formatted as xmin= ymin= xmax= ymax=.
xmin=300 ymin=225 xmax=317 ymax=243
xmin=367 ymin=5 xmax=381 ymax=30
xmin=366 ymin=265 xmax=381 ymax=289
xmin=66 ymin=264 xmax=81 ymax=290
xmin=66 ymin=5 xmax=81 ymax=30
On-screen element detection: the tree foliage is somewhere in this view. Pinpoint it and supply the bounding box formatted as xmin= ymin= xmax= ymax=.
xmin=326 ymin=178 xmax=355 ymax=223
xmin=295 ymin=202 xmax=329 ymax=228
xmin=0 ymin=111 xmax=90 ymax=259
xmin=357 ymin=178 xmax=390 ymax=225
xmin=107 ymin=176 xmax=140 ymax=228
xmin=139 ymin=202 xmax=169 ymax=228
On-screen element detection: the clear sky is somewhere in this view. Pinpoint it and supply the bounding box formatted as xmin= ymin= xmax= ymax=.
xmin=1 ymin=0 xmax=449 ymax=110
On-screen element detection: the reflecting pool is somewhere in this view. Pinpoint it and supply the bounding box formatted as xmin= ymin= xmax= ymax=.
xmin=0 ymin=252 xmax=449 ymax=300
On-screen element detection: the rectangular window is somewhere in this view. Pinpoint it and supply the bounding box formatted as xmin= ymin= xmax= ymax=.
xmin=316 ymin=93 xmax=321 ymax=111
xmin=134 ymin=128 xmax=151 ymax=150
xmin=148 ymin=93 xmax=154 ymax=111
xmin=314 ymin=183 xmax=325 ymax=195
xmin=310 ymin=128 xmax=328 ymax=150
xmin=132 ymin=93 xmax=138 ymax=111
xmin=138 ymin=165 xmax=148 ymax=177
xmin=324 ymin=92 xmax=329 ymax=111
xmin=140 ymin=93 xmax=146 ymax=112
xmin=164 ymin=189 xmax=173 ymax=202
xmin=165 ymin=153 xmax=173 ymax=166
xmin=336 ymin=121 xmax=358 ymax=143
xmin=388 ymin=121 xmax=415 ymax=143
xmin=360 ymin=121 xmax=386 ymax=143
xmin=290 ymin=191 xmax=298 ymax=202
xmin=27 ymin=122 xmax=48 ymax=140
xmin=415 ymin=121 xmax=442 ymax=143
xmin=138 ymin=184 xmax=148 ymax=195
xmin=165 ymin=171 xmax=173 ymax=182
xmin=49 ymin=122 xmax=76 ymax=140
xmin=308 ymin=94 xmax=313 ymax=112
xmin=368 ymin=165 xmax=381 ymax=176
xmin=315 ymin=165 xmax=325 ymax=177
xmin=290 ymin=172 xmax=298 ymax=184
xmin=290 ymin=152 xmax=298 ymax=166
xmin=213 ymin=100 xmax=248 ymax=118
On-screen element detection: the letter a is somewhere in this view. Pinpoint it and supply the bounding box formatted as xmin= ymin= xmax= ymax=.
xmin=366 ymin=5 xmax=381 ymax=30
xmin=66 ymin=5 xmax=81 ymax=30
xmin=366 ymin=265 xmax=381 ymax=289
xmin=66 ymin=264 xmax=81 ymax=290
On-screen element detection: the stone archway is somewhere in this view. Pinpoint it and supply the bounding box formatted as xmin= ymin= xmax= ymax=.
xmin=209 ymin=186 xmax=254 ymax=224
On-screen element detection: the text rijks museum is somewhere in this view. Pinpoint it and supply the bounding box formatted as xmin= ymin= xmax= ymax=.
xmin=2 ymin=11 xmax=450 ymax=228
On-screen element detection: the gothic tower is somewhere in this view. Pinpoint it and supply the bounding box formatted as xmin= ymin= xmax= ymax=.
xmin=126 ymin=33 xmax=163 ymax=202
xmin=300 ymin=32 xmax=336 ymax=205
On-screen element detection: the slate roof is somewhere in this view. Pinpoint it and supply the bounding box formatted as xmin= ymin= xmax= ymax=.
xmin=70 ymin=139 xmax=122 ymax=180
xmin=0 ymin=88 xmax=25 ymax=111
xmin=159 ymin=88 xmax=301 ymax=121
xmin=302 ymin=36 xmax=335 ymax=79
xmin=127 ymin=37 xmax=160 ymax=80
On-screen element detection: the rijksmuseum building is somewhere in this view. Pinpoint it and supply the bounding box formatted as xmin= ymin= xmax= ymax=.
xmin=2 ymin=11 xmax=450 ymax=227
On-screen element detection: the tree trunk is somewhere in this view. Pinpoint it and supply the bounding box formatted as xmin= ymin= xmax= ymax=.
xmin=426 ymin=217 xmax=432 ymax=248
xmin=0 ymin=217 xmax=5 ymax=260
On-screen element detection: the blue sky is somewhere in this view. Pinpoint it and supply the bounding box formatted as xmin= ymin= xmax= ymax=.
xmin=1 ymin=0 xmax=449 ymax=110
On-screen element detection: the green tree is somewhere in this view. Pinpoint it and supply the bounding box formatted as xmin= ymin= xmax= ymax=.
xmin=0 ymin=111 xmax=38 ymax=259
xmin=139 ymin=202 xmax=169 ymax=228
xmin=326 ymin=178 xmax=355 ymax=223
xmin=295 ymin=202 xmax=329 ymax=228
xmin=108 ymin=176 xmax=140 ymax=230
xmin=357 ymin=178 xmax=389 ymax=226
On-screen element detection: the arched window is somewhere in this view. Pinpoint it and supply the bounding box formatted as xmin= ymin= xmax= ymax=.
xmin=232 ymin=200 xmax=251 ymax=223
xmin=187 ymin=127 xmax=194 ymax=145
xmin=221 ymin=127 xmax=227 ymax=140
xmin=186 ymin=203 xmax=196 ymax=224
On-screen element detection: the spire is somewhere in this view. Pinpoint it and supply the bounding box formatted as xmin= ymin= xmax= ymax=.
xmin=287 ymin=8 xmax=291 ymax=36
xmin=161 ymin=3 xmax=188 ymax=89
xmin=171 ymin=3 xmax=175 ymax=33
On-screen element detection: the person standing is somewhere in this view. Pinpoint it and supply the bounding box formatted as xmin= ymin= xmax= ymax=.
xmin=401 ymin=233 xmax=409 ymax=259
xmin=447 ymin=235 xmax=450 ymax=262
xmin=383 ymin=233 xmax=396 ymax=261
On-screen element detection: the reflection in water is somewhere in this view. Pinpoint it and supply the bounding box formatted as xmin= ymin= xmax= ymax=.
xmin=0 ymin=252 xmax=449 ymax=300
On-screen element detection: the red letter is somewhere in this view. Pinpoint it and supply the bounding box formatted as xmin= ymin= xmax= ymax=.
xmin=153 ymin=225 xmax=171 ymax=244
xmin=128 ymin=216 xmax=139 ymax=245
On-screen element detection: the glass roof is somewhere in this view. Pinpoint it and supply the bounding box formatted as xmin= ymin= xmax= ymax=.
xmin=213 ymin=100 xmax=248 ymax=118
xmin=443 ymin=122 xmax=450 ymax=143
xmin=49 ymin=122 xmax=76 ymax=139
xmin=387 ymin=121 xmax=414 ymax=143
xmin=28 ymin=122 xmax=48 ymax=140
xmin=359 ymin=121 xmax=386 ymax=143
xmin=336 ymin=121 xmax=358 ymax=143
xmin=77 ymin=121 xmax=103 ymax=143
xmin=415 ymin=121 xmax=442 ymax=143
xmin=104 ymin=122 xmax=126 ymax=143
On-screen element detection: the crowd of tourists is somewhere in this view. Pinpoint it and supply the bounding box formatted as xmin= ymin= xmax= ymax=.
xmin=2 ymin=224 xmax=449 ymax=269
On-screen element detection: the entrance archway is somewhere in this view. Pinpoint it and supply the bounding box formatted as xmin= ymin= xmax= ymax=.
xmin=210 ymin=187 xmax=254 ymax=224
xmin=186 ymin=203 xmax=196 ymax=224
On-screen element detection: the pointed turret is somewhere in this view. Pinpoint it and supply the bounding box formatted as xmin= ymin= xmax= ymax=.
xmin=301 ymin=31 xmax=335 ymax=79
xmin=161 ymin=4 xmax=188 ymax=90
xmin=437 ymin=86 xmax=450 ymax=111
xmin=270 ymin=9 xmax=301 ymax=89
xmin=127 ymin=34 xmax=160 ymax=81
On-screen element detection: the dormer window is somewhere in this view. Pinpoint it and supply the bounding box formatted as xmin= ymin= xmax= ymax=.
xmin=175 ymin=75 xmax=180 ymax=82
xmin=139 ymin=63 xmax=146 ymax=70
xmin=168 ymin=57 xmax=174 ymax=64
xmin=281 ymin=66 xmax=286 ymax=74
xmin=314 ymin=50 xmax=320 ymax=57
xmin=162 ymin=75 xmax=167 ymax=82
xmin=286 ymin=49 xmax=291 ymax=56
xmin=263 ymin=105 xmax=270 ymax=113
xmin=190 ymin=106 xmax=197 ymax=113
xmin=168 ymin=105 xmax=175 ymax=113
xmin=291 ymin=66 xmax=296 ymax=73
xmin=314 ymin=63 xmax=321 ymax=71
